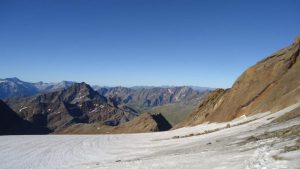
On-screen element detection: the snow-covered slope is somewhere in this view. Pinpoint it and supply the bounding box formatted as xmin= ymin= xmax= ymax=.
xmin=0 ymin=102 xmax=300 ymax=169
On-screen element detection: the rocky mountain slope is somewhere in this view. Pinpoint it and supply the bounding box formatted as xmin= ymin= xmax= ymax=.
xmin=0 ymin=100 xmax=49 ymax=135
xmin=176 ymin=36 xmax=300 ymax=128
xmin=56 ymin=113 xmax=172 ymax=134
xmin=97 ymin=86 xmax=209 ymax=109
xmin=0 ymin=78 xmax=209 ymax=126
xmin=113 ymin=113 xmax=172 ymax=132
xmin=0 ymin=77 xmax=74 ymax=99
xmin=5 ymin=83 xmax=139 ymax=132
xmin=96 ymin=86 xmax=209 ymax=126
xmin=2 ymin=80 xmax=207 ymax=134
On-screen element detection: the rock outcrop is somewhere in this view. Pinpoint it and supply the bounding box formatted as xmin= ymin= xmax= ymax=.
xmin=111 ymin=113 xmax=172 ymax=133
xmin=176 ymin=36 xmax=300 ymax=128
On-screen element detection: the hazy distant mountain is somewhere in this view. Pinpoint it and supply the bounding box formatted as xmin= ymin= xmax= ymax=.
xmin=130 ymin=85 xmax=213 ymax=91
xmin=0 ymin=77 xmax=38 ymax=99
xmin=0 ymin=77 xmax=74 ymax=99
xmin=6 ymin=82 xmax=139 ymax=132
xmin=34 ymin=80 xmax=74 ymax=92
xmin=188 ymin=86 xmax=215 ymax=92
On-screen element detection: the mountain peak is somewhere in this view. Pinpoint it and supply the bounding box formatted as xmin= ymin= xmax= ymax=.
xmin=5 ymin=77 xmax=22 ymax=82
xmin=70 ymin=82 xmax=93 ymax=91
xmin=64 ymin=82 xmax=103 ymax=103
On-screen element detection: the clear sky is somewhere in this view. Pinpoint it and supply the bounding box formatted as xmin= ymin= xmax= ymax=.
xmin=0 ymin=0 xmax=299 ymax=88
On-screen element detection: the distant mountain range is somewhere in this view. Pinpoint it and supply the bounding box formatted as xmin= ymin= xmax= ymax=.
xmin=0 ymin=78 xmax=210 ymax=124
xmin=0 ymin=77 xmax=211 ymax=101
xmin=0 ymin=77 xmax=73 ymax=99
xmin=96 ymin=86 xmax=210 ymax=110
xmin=1 ymin=79 xmax=209 ymax=134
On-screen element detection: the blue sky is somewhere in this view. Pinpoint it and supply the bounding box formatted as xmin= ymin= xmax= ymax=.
xmin=0 ymin=0 xmax=299 ymax=88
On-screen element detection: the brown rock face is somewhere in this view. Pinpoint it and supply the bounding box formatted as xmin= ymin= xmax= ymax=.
xmin=174 ymin=89 xmax=226 ymax=128
xmin=176 ymin=36 xmax=300 ymax=128
xmin=56 ymin=113 xmax=172 ymax=134
xmin=112 ymin=113 xmax=172 ymax=133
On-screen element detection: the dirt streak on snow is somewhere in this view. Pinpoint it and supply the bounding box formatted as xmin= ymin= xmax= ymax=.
xmin=1 ymin=102 xmax=300 ymax=169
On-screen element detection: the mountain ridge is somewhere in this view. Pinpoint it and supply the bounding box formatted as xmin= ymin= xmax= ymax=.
xmin=96 ymin=86 xmax=209 ymax=109
xmin=0 ymin=77 xmax=74 ymax=99
xmin=5 ymin=82 xmax=139 ymax=132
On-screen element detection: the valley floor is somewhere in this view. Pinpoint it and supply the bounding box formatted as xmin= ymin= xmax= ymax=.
xmin=1 ymin=103 xmax=300 ymax=169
